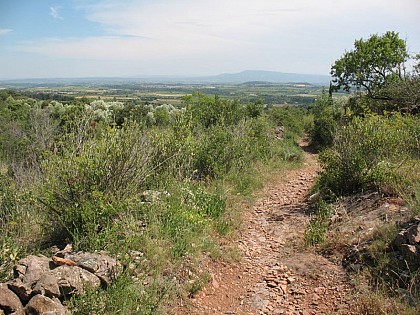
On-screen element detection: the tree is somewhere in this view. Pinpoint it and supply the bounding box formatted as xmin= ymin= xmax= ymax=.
xmin=331 ymin=31 xmax=409 ymax=98
xmin=413 ymin=53 xmax=420 ymax=77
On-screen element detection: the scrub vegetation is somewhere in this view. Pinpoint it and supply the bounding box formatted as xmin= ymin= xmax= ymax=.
xmin=0 ymin=88 xmax=307 ymax=313
xmin=306 ymin=32 xmax=420 ymax=314
xmin=2 ymin=30 xmax=419 ymax=315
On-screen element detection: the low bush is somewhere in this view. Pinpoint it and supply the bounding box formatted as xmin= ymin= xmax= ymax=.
xmin=35 ymin=122 xmax=153 ymax=248
xmin=268 ymin=106 xmax=306 ymax=139
xmin=317 ymin=113 xmax=420 ymax=197
xmin=0 ymin=91 xmax=307 ymax=312
xmin=304 ymin=200 xmax=333 ymax=246
xmin=308 ymin=91 xmax=346 ymax=148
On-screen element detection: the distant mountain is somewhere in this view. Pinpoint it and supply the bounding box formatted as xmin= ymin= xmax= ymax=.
xmin=0 ymin=70 xmax=331 ymax=86
xmin=200 ymin=70 xmax=330 ymax=85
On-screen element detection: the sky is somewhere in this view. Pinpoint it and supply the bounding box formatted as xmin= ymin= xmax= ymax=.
xmin=0 ymin=0 xmax=419 ymax=79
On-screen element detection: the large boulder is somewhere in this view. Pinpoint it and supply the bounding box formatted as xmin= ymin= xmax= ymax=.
xmin=25 ymin=295 xmax=69 ymax=315
xmin=63 ymin=252 xmax=122 ymax=287
xmin=0 ymin=283 xmax=24 ymax=315
xmin=13 ymin=255 xmax=52 ymax=284
xmin=33 ymin=265 xmax=101 ymax=299
xmin=9 ymin=255 xmax=53 ymax=302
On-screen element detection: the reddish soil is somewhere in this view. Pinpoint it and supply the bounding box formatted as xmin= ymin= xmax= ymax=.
xmin=176 ymin=141 xmax=357 ymax=315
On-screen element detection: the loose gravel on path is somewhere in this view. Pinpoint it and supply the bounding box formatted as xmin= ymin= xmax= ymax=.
xmin=178 ymin=142 xmax=356 ymax=315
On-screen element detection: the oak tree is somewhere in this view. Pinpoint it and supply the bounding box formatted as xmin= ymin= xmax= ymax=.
xmin=331 ymin=31 xmax=409 ymax=98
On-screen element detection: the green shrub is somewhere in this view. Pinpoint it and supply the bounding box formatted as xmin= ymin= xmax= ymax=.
xmin=304 ymin=200 xmax=333 ymax=246
xmin=193 ymin=117 xmax=273 ymax=180
xmin=70 ymin=273 xmax=174 ymax=315
xmin=185 ymin=93 xmax=244 ymax=128
xmin=304 ymin=219 xmax=327 ymax=246
xmin=36 ymin=122 xmax=154 ymax=248
xmin=0 ymin=91 xmax=306 ymax=312
xmin=309 ymin=91 xmax=343 ymax=148
xmin=317 ymin=113 xmax=420 ymax=197
xmin=268 ymin=106 xmax=306 ymax=139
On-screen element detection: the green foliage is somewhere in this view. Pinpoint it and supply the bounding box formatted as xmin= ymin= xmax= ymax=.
xmin=36 ymin=122 xmax=153 ymax=247
xmin=331 ymin=31 xmax=409 ymax=97
xmin=317 ymin=113 xmax=420 ymax=197
xmin=70 ymin=273 xmax=173 ymax=315
xmin=193 ymin=117 xmax=273 ymax=180
xmin=245 ymin=99 xmax=264 ymax=118
xmin=354 ymin=224 xmax=420 ymax=314
xmin=374 ymin=77 xmax=420 ymax=114
xmin=304 ymin=200 xmax=333 ymax=246
xmin=0 ymin=176 xmax=21 ymax=281
xmin=185 ymin=93 xmax=244 ymax=128
xmin=0 ymin=96 xmax=32 ymax=162
xmin=0 ymin=90 xmax=305 ymax=312
xmin=268 ymin=106 xmax=306 ymax=139
xmin=186 ymin=272 xmax=212 ymax=297
xmin=309 ymin=91 xmax=342 ymax=148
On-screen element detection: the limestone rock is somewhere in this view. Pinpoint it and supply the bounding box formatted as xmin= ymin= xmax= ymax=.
xmin=400 ymin=244 xmax=420 ymax=265
xmin=33 ymin=265 xmax=100 ymax=298
xmin=64 ymin=252 xmax=122 ymax=287
xmin=14 ymin=255 xmax=52 ymax=285
xmin=3 ymin=250 xmax=120 ymax=313
xmin=393 ymin=230 xmax=407 ymax=248
xmin=406 ymin=224 xmax=420 ymax=245
xmin=32 ymin=274 xmax=60 ymax=298
xmin=7 ymin=279 xmax=33 ymax=303
xmin=308 ymin=192 xmax=320 ymax=204
xmin=394 ymin=223 xmax=420 ymax=266
xmin=0 ymin=283 xmax=24 ymax=315
xmin=140 ymin=190 xmax=169 ymax=203
xmin=9 ymin=255 xmax=53 ymax=302
xmin=25 ymin=295 xmax=69 ymax=315
xmin=275 ymin=126 xmax=285 ymax=140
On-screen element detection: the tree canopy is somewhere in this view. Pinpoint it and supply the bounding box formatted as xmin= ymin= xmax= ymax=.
xmin=330 ymin=31 xmax=409 ymax=98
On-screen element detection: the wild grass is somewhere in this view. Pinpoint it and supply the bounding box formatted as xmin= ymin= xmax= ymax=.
xmin=304 ymin=200 xmax=334 ymax=246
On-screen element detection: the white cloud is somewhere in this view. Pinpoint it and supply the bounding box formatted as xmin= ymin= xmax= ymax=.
xmin=13 ymin=0 xmax=420 ymax=76
xmin=50 ymin=6 xmax=63 ymax=20
xmin=0 ymin=28 xmax=13 ymax=35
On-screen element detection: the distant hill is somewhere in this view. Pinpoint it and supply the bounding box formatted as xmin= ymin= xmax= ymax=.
xmin=0 ymin=70 xmax=331 ymax=86
xmin=200 ymin=70 xmax=330 ymax=85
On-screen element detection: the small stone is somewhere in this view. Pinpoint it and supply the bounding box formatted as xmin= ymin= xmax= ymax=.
xmin=0 ymin=283 xmax=24 ymax=314
xmin=212 ymin=279 xmax=220 ymax=289
xmin=406 ymin=224 xmax=420 ymax=244
xmin=7 ymin=278 xmax=33 ymax=302
xmin=25 ymin=295 xmax=70 ymax=315
xmin=280 ymin=284 xmax=288 ymax=293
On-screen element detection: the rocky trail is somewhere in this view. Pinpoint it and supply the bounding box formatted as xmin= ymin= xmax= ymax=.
xmin=178 ymin=141 xmax=356 ymax=315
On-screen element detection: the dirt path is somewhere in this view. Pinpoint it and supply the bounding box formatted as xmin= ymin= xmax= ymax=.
xmin=178 ymin=141 xmax=355 ymax=315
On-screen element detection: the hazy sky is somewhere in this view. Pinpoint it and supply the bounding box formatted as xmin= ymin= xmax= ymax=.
xmin=1 ymin=0 xmax=419 ymax=79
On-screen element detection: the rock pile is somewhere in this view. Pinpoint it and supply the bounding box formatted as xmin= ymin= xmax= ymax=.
xmin=0 ymin=246 xmax=121 ymax=315
xmin=394 ymin=219 xmax=420 ymax=266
